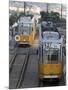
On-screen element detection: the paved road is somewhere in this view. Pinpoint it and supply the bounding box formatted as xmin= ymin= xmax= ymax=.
xmin=9 ymin=46 xmax=39 ymax=89
xmin=9 ymin=54 xmax=26 ymax=89
xmin=21 ymin=55 xmax=39 ymax=88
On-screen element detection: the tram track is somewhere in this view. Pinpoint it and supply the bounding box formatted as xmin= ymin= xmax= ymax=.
xmin=9 ymin=53 xmax=17 ymax=73
xmin=9 ymin=46 xmax=39 ymax=89
xmin=9 ymin=47 xmax=19 ymax=74
xmin=9 ymin=48 xmax=30 ymax=89
xmin=9 ymin=46 xmax=38 ymax=74
xmin=21 ymin=54 xmax=39 ymax=88
xmin=9 ymin=45 xmax=26 ymax=69
xmin=16 ymin=51 xmax=30 ymax=88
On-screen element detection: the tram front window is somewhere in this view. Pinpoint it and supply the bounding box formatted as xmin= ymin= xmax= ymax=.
xmin=41 ymin=27 xmax=60 ymax=39
xmin=19 ymin=23 xmax=32 ymax=35
xmin=43 ymin=47 xmax=60 ymax=63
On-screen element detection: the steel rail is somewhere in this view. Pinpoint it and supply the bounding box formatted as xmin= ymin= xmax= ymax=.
xmin=16 ymin=49 xmax=30 ymax=88
xmin=9 ymin=47 xmax=19 ymax=73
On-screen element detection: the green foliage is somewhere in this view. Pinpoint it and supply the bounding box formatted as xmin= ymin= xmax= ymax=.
xmin=9 ymin=12 xmax=26 ymax=26
xmin=50 ymin=11 xmax=60 ymax=22
xmin=18 ymin=12 xmax=24 ymax=19
xmin=9 ymin=12 xmax=18 ymax=26
xmin=40 ymin=11 xmax=60 ymax=23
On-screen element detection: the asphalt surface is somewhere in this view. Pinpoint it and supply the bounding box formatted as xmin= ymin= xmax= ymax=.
xmin=21 ymin=55 xmax=39 ymax=88
xmin=9 ymin=54 xmax=26 ymax=89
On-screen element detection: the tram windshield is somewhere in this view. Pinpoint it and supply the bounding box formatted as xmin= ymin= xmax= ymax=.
xmin=43 ymin=46 xmax=60 ymax=63
xmin=41 ymin=27 xmax=60 ymax=39
xmin=19 ymin=23 xmax=32 ymax=35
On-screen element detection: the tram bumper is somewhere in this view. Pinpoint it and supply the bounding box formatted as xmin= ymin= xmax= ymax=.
xmin=39 ymin=75 xmax=61 ymax=82
xmin=39 ymin=75 xmax=60 ymax=83
xmin=15 ymin=35 xmax=30 ymax=45
xmin=40 ymin=75 xmax=59 ymax=79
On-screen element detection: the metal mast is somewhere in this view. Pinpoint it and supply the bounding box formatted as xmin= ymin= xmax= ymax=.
xmin=47 ymin=3 xmax=48 ymax=13
xmin=24 ymin=2 xmax=26 ymax=15
xmin=61 ymin=4 xmax=62 ymax=19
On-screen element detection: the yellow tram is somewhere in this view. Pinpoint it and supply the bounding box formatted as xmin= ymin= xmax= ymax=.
xmin=15 ymin=16 xmax=36 ymax=45
xmin=39 ymin=43 xmax=63 ymax=81
xmin=39 ymin=24 xmax=64 ymax=81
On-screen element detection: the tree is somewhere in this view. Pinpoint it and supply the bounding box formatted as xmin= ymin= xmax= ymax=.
xmin=50 ymin=11 xmax=60 ymax=22
xmin=9 ymin=12 xmax=18 ymax=26
xmin=18 ymin=12 xmax=24 ymax=19
xmin=40 ymin=11 xmax=49 ymax=21
xmin=40 ymin=11 xmax=60 ymax=23
xmin=40 ymin=11 xmax=46 ymax=18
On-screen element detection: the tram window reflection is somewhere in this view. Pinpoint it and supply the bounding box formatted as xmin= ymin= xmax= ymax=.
xmin=43 ymin=47 xmax=60 ymax=63
xmin=19 ymin=23 xmax=32 ymax=35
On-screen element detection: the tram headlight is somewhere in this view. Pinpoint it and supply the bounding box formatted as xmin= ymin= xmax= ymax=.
xmin=15 ymin=35 xmax=20 ymax=41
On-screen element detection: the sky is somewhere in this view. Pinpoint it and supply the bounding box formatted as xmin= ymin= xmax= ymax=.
xmin=9 ymin=0 xmax=66 ymax=18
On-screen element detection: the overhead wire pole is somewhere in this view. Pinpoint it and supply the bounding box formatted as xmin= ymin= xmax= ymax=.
xmin=24 ymin=2 xmax=26 ymax=15
xmin=47 ymin=3 xmax=48 ymax=14
xmin=28 ymin=4 xmax=32 ymax=14
xmin=17 ymin=6 xmax=19 ymax=17
xmin=61 ymin=4 xmax=63 ymax=19
xmin=26 ymin=3 xmax=32 ymax=15
xmin=46 ymin=3 xmax=49 ymax=22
